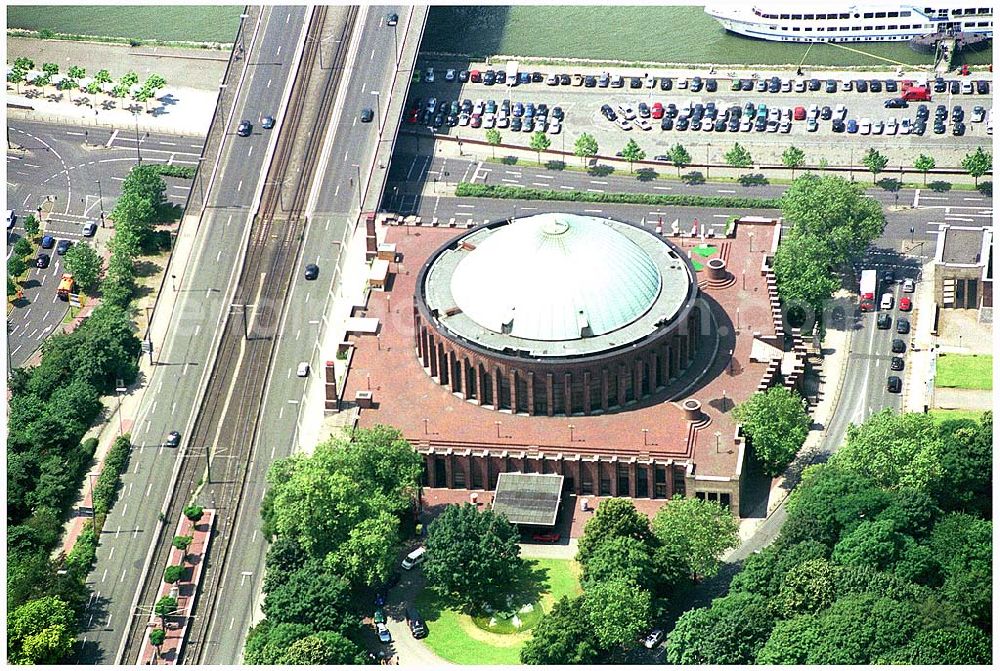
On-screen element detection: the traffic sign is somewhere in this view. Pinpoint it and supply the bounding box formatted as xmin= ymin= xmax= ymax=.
xmin=141 ymin=339 xmax=153 ymax=354
xmin=68 ymin=293 xmax=82 ymax=307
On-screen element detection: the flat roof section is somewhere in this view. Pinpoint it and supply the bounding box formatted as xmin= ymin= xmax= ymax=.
xmin=940 ymin=226 xmax=990 ymax=265
xmin=492 ymin=472 xmax=564 ymax=527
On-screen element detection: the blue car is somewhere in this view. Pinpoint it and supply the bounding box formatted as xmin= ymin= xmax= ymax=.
xmin=41 ymin=235 xmax=55 ymax=249
xmin=846 ymin=119 xmax=859 ymax=134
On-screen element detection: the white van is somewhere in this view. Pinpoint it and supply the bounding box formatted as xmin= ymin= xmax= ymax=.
xmin=401 ymin=546 xmax=426 ymax=570
xmin=880 ymin=292 xmax=894 ymax=310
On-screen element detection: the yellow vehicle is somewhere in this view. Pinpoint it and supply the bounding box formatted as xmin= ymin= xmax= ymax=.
xmin=57 ymin=273 xmax=76 ymax=300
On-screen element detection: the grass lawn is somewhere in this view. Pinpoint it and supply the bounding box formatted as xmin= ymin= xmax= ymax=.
xmin=7 ymin=5 xmax=241 ymax=43
xmin=414 ymin=558 xmax=582 ymax=665
xmin=935 ymin=353 xmax=993 ymax=390
xmin=929 ymin=409 xmax=987 ymax=425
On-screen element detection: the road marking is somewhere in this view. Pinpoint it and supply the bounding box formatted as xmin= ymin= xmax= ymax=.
xmin=160 ymin=141 xmax=176 ymax=146
xmin=963 ymin=197 xmax=983 ymax=201
xmin=590 ymin=180 xmax=608 ymax=185
xmin=532 ymin=182 xmax=550 ymax=187
xmin=288 ymin=399 xmax=299 ymax=404
xmin=105 ymin=129 xmax=120 ymax=147
xmin=121 ymin=503 xmax=128 ymax=517
xmin=266 ymin=78 xmax=272 ymax=89
xmin=944 ymin=216 xmax=975 ymax=221
xmin=216 ymin=250 xmax=222 ymax=262
xmin=66 ymin=131 xmax=84 ymax=137
xmin=912 ymin=189 xmax=920 ymax=207
xmin=717 ymin=189 xmax=736 ymax=193
xmin=920 ymin=195 xmax=946 ymax=200
xmin=276 ymin=44 xmax=282 ymax=57
xmin=286 ymin=11 xmax=291 ymax=23
xmin=120 ymin=569 xmax=127 ymax=583
xmin=251 ymin=529 xmax=257 ymax=543
xmin=230 ymin=617 xmax=235 ymax=630
xmin=146 ymin=482 xmax=152 ymax=497
xmin=501 ymin=178 xmax=520 ymax=184
xmin=455 ymin=203 xmax=475 ymax=209
xmin=237 ymin=179 xmax=243 ymax=192
xmin=108 ymin=547 xmax=115 ymax=561
xmin=295 ymin=329 xmax=300 ymax=340
xmin=226 ymin=214 xmax=232 ymax=227
xmin=101 ymin=568 xmax=108 ymax=583
xmin=584 ymin=209 xmax=603 ymax=213
xmin=371 ymin=48 xmax=376 ymax=60
xmin=279 ymin=407 xmax=284 ymax=420
xmin=586 ymin=188 xmax=605 ymax=193
xmin=334 ymin=184 xmax=340 ymax=197
xmin=534 ymin=174 xmax=554 ymax=179
xmin=133 ymin=528 xmax=139 ymax=538
xmin=713 ymin=214 xmax=731 ymax=218
xmin=248 ymin=145 xmax=253 ymax=158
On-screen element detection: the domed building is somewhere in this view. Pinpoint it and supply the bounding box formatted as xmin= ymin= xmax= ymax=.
xmin=413 ymin=213 xmax=703 ymax=416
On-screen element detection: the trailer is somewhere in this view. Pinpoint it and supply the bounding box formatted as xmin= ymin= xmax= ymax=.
xmin=859 ymin=269 xmax=877 ymax=312
xmin=505 ymin=60 xmax=519 ymax=87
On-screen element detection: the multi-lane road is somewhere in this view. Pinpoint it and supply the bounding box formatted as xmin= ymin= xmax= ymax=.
xmin=78 ymin=5 xmax=308 ymax=663
xmin=6 ymin=121 xmax=203 ymax=367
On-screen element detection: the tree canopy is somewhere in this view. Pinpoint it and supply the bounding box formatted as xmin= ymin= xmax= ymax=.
xmin=423 ymin=503 xmax=523 ymax=610
xmin=772 ymin=231 xmax=842 ymax=311
xmin=520 ymin=596 xmax=601 ymax=665
xmin=576 ymin=497 xmax=654 ymax=566
xmin=723 ymin=142 xmax=753 ymax=170
xmin=960 ymin=146 xmax=992 ymax=186
xmin=620 ymin=138 xmax=645 ymax=173
xmin=584 ymin=578 xmax=652 ymax=650
xmin=651 ymin=495 xmax=739 ymax=580
xmin=734 ymin=386 xmax=810 ymax=476
xmin=781 ymin=146 xmax=806 ymax=177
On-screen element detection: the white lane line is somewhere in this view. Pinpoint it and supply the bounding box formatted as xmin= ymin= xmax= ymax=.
xmin=105 ymin=129 xmax=119 ymax=147
xmin=237 ymin=179 xmax=243 ymax=192
xmin=146 ymin=482 xmax=153 ymax=497
xmin=713 ymin=214 xmax=732 ymax=218
xmin=583 ymin=209 xmax=603 ymax=213
xmin=590 ymin=180 xmax=608 ymax=185
xmin=586 ymin=188 xmax=605 ymax=193
xmin=371 ymin=48 xmax=375 ymax=60
xmin=276 ymin=44 xmax=282 ymax=57
xmin=561 ymin=185 xmax=574 ymax=190
xmin=501 ymin=178 xmax=520 ymax=184
xmin=247 ymin=145 xmax=253 ymax=158
xmin=717 ymin=189 xmax=736 ymax=193
xmin=944 ymin=216 xmax=975 ymax=221
xmin=101 ymin=568 xmax=108 ymax=583
xmin=121 ymin=502 xmax=128 ymax=517
xmin=921 ymin=195 xmax=946 ymax=200
xmin=66 ymin=131 xmax=84 ymax=136
xmin=160 ymin=141 xmax=176 ymax=146
xmin=120 ymin=569 xmax=127 ymax=583
xmin=963 ymin=197 xmax=983 ymax=201
xmin=532 ymin=182 xmax=550 ymax=187
xmin=455 ymin=204 xmax=475 ymax=209
xmin=534 ymin=174 xmax=554 ymax=179
xmin=226 ymin=214 xmax=232 ymax=227
xmin=108 ymin=547 xmax=116 ymax=561
xmin=217 ymin=250 xmax=222 ymax=262
xmin=266 ymin=78 xmax=272 ymax=88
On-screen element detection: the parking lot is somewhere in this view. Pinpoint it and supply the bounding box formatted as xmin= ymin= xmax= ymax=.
xmin=7 ymin=119 xmax=204 ymax=367
xmin=406 ymin=65 xmax=992 ymax=167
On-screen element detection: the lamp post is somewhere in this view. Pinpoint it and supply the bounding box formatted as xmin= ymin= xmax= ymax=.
xmin=238 ymin=13 xmax=250 ymax=57
xmin=423 ymin=418 xmax=429 ymax=435
xmin=351 ymin=164 xmax=362 ymax=209
xmin=132 ymin=111 xmax=144 ymax=165
xmin=116 ymin=380 xmax=127 ymax=435
xmin=568 ymin=424 xmax=575 ymax=442
xmin=372 ymin=90 xmax=382 ymax=132
xmin=642 ymin=428 xmax=649 ymax=446
xmin=495 ymin=420 xmax=501 ymax=439
xmin=705 ymin=143 xmax=711 ymax=178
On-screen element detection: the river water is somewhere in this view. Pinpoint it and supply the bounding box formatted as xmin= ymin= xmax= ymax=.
xmin=423 ymin=5 xmax=993 ymax=68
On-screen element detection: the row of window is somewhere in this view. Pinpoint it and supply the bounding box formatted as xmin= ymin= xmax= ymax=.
xmin=753 ymin=9 xmax=914 ymax=20
xmin=770 ymin=21 xmax=990 ymax=32
xmin=950 ymin=7 xmax=992 ymax=15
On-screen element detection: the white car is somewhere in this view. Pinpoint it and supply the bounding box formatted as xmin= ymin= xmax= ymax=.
xmin=426 ymin=97 xmax=437 ymax=113
xmin=859 ymin=118 xmax=872 ymax=134
xmin=900 ymin=119 xmax=911 ymax=134
xmin=767 ymin=119 xmax=779 ymax=132
xmin=615 ymin=117 xmax=632 ymax=131
xmin=5 ymin=209 xmax=15 ymax=231
xmin=678 ymin=78 xmax=689 ymax=89
xmin=459 ymin=112 xmax=470 ymax=126
xmin=768 ymin=108 xmax=780 ymax=121
xmin=496 ymin=113 xmax=509 ymax=128
xmin=961 ymin=80 xmax=973 ymax=94
xmin=445 ymin=68 xmax=456 ymax=82
xmin=740 ymin=118 xmax=752 ymax=132
xmin=636 ymin=117 xmax=652 ymax=131
xmin=621 ymin=105 xmax=636 ymax=120
xmin=424 ymin=67 xmax=434 ymax=83
xmin=807 ymin=104 xmax=819 ymax=118
xmin=903 ymin=278 xmax=915 ymax=293
xmin=644 ymin=75 xmax=656 ymax=88
xmin=296 ymin=362 xmax=309 ymax=377
xmin=644 ymin=629 xmax=664 ymax=649
xmin=376 ymin=623 xmax=392 ymax=644
xmin=886 ymin=118 xmax=898 ymax=135
xmin=781 ymin=79 xmax=792 ymax=92
xmin=779 ymin=119 xmax=791 ymax=133
xmin=546 ymin=73 xmax=557 ymax=86
xmin=548 ymin=118 xmax=562 ymax=134
xmin=873 ymin=120 xmax=884 ymax=135
xmin=483 ymin=113 xmax=495 ymax=128
xmin=806 ymin=118 xmax=818 ymax=132
xmin=473 ymin=100 xmax=484 ymax=116
xmin=794 ymin=79 xmax=806 ymax=92
xmin=834 ymin=104 xmax=847 ymax=120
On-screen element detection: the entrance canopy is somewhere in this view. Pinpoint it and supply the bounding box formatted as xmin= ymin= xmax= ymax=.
xmin=492 ymin=472 xmax=563 ymax=527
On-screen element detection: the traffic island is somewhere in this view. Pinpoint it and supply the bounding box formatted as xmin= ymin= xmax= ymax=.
xmin=138 ymin=508 xmax=216 ymax=664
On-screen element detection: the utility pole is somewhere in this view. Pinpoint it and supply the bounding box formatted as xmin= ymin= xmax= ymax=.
xmin=95 ymin=179 xmax=106 ymax=227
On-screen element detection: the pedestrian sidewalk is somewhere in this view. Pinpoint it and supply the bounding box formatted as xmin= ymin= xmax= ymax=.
xmin=903 ymin=259 xmax=938 ymax=413
xmin=7 ymin=84 xmax=216 ymax=136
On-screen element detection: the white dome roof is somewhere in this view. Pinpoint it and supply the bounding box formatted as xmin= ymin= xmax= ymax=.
xmin=449 ymin=213 xmax=662 ymax=341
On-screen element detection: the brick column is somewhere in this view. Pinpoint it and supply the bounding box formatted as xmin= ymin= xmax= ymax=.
xmin=628 ymin=461 xmax=637 ymax=497
xmin=633 ymin=358 xmax=643 ymax=402
xmin=443 ymin=453 xmax=453 ymax=488
xmin=526 ymin=371 xmax=536 ymax=416
xmin=609 ymin=459 xmax=618 ymax=496
xmin=492 ymin=367 xmax=502 ymax=410
xmin=617 ymin=364 xmax=628 ymax=408
xmin=428 ymin=334 xmax=438 ymax=377
xmin=509 ymin=371 xmax=519 ymax=412
xmin=583 ymin=371 xmax=592 ymax=414
xmin=601 ymin=368 xmax=610 ymax=412
xmin=546 ymin=372 xmax=555 ymax=416
xmin=564 ymin=372 xmax=573 ymax=416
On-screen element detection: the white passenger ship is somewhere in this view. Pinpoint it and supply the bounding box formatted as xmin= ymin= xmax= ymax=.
xmin=704 ymin=1 xmax=993 ymax=42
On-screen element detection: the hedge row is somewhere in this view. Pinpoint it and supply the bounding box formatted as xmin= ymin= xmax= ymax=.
xmin=454 ymin=182 xmax=782 ymax=209
xmin=92 ymin=434 xmax=132 ymax=518
xmin=65 ymin=519 xmax=99 ymax=574
xmin=152 ymin=164 xmax=197 ymax=179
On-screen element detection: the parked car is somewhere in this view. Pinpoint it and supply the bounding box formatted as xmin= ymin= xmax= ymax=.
xmin=903 ymin=278 xmax=915 ymax=293
xmin=891 ymin=338 xmax=907 ymax=353
xmin=884 ymin=97 xmax=908 ymax=108
xmin=644 ymin=629 xmax=665 ymax=649
xmin=304 ymin=263 xmax=319 ymax=280
xmin=899 ymin=296 xmax=912 ymax=311
xmin=376 ymin=623 xmax=392 ymax=644
xmin=36 ymin=253 xmax=50 ymax=268
xmin=406 ymin=606 xmax=428 ymax=638
xmin=165 ymin=431 xmax=181 ymax=447
xmin=877 ymin=313 xmax=892 ymax=330
xmin=896 ymin=318 xmax=910 ymax=334
xmin=887 ymin=376 xmax=902 ymax=393
xmin=846 ymin=119 xmax=859 ymax=133
xmin=532 ymin=531 xmax=560 ymax=543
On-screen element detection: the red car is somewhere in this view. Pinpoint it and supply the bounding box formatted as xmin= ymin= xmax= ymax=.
xmin=532 ymin=532 xmax=560 ymax=543
xmin=793 ymin=106 xmax=806 ymax=120
xmin=651 ymin=102 xmax=664 ymax=119
xmin=470 ymin=70 xmax=482 ymax=83
xmin=899 ymin=296 xmax=912 ymax=311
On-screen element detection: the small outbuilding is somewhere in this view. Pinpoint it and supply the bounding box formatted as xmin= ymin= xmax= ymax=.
xmin=491 ymin=472 xmax=563 ymax=527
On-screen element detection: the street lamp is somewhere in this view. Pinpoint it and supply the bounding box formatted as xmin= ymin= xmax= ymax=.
xmin=95 ymin=179 xmax=106 ymax=227
xmin=371 ymin=90 xmax=382 ymax=131
xmin=568 ymin=424 xmax=575 ymax=442
xmin=116 ymin=381 xmax=128 ymax=435
xmin=495 ymin=420 xmax=501 ymax=439
xmin=642 ymin=428 xmax=649 ymax=446
xmin=238 ymin=13 xmax=250 ymax=57
xmin=351 ymin=164 xmax=362 ymax=209
xmin=131 ymin=111 xmax=146 ymax=165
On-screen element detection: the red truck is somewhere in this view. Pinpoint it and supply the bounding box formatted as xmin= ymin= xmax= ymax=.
xmin=900 ymin=81 xmax=932 ymax=101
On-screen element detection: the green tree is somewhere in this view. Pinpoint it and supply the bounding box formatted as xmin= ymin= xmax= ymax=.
xmin=573 ymin=132 xmax=598 ymax=166
xmin=729 ymin=539 xmax=829 ymax=597
xmin=833 ymin=410 xmax=942 ymax=491
xmin=262 ymin=564 xmax=354 ymax=635
xmin=960 ymin=146 xmax=992 ymax=186
xmin=779 ymin=173 xmax=886 ymax=262
xmin=42 ymin=62 xmax=59 ymax=76
xmin=280 ymin=631 xmax=364 ymax=664
xmin=581 ymin=535 xmax=654 ymax=590
xmin=576 ymin=497 xmax=654 ymax=566
xmin=862 ymin=147 xmax=889 ymax=184
xmin=23 ymin=214 xmax=40 ymax=238
xmin=163 ymin=565 xmax=184 ymax=583
xmin=14 ymin=237 xmax=33 ymax=259
xmin=31 ymin=73 xmax=51 ymax=88
xmin=120 ymin=71 xmax=139 ymax=87
xmin=804 ymin=594 xmax=919 ymax=664
xmin=8 ymin=67 xmax=26 ymax=94
xmin=529 ymin=130 xmax=551 ymax=164
xmin=521 ymin=596 xmax=602 ymax=664
xmin=723 ymin=142 xmax=753 ymax=171
xmin=756 ymin=614 xmax=823 ymax=664
xmin=68 ymin=65 xmax=86 ymax=82
xmin=149 ymin=628 xmax=166 ymax=647
xmin=8 ymin=273 xmax=17 ymax=296
xmin=665 ymin=592 xmax=776 ymax=664
xmin=172 ymin=535 xmax=193 ymax=552
xmin=85 ymin=80 xmax=101 ymax=100
xmin=913 ymin=153 xmax=936 ymax=186
xmin=584 ymin=578 xmax=651 ymax=651
xmin=111 ymin=82 xmax=130 ymax=99
xmin=243 ymin=620 xmax=312 ymax=664
xmin=14 ymin=57 xmax=35 ymax=72
xmin=110 ymin=191 xmax=155 ymax=233
xmin=620 ymin=138 xmax=645 ymax=174
xmin=424 ymin=503 xmax=523 ymax=610
xmin=927 ymin=512 xmax=991 ymax=628
xmin=9 ymin=254 xmax=28 ymax=279
xmin=782 ymin=145 xmax=806 ymax=178
xmin=832 ymin=518 xmax=909 ymax=571
xmin=145 ymin=73 xmax=167 ymax=90
xmin=485 ymin=128 xmax=502 ymax=159
xmin=154 ymin=595 xmax=178 ymax=627
xmin=734 ymin=386 xmax=810 ymax=476
xmin=773 ymin=231 xmax=841 ymax=311
xmin=878 ymin=624 xmax=991 ymax=665
xmin=64 ymin=241 xmax=102 ymax=291
xmin=776 ymin=557 xmax=838 ymax=616
xmin=134 ymin=84 xmax=155 ymax=111
xmin=669 ymin=143 xmax=691 ymax=176
xmin=263 ymin=536 xmax=309 ymax=595
xmin=323 ymin=511 xmax=399 ymax=588
xmin=652 ymin=495 xmax=739 ymax=580
xmin=94 ymin=69 xmax=112 ymax=85
xmin=931 ymin=412 xmax=992 ymax=516
xmin=183 ymin=505 xmax=204 ymax=522
xmin=8 ymin=596 xmax=76 ymax=664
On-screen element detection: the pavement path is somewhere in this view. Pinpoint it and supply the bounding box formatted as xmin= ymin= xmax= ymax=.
xmin=932 ymin=387 xmax=993 ymax=410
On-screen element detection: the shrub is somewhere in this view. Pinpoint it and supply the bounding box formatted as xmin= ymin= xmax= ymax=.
xmin=152 ymin=165 xmax=197 ymax=179
xmin=149 ymin=628 xmax=166 ymax=647
xmin=172 ymin=535 xmax=193 ymax=552
xmin=163 ymin=565 xmax=184 ymax=584
xmin=453 ymin=182 xmax=781 ymax=209
xmin=184 ymin=505 xmax=205 ymax=522
xmin=65 ymin=520 xmax=99 ymax=574
xmin=92 ymin=435 xmax=132 ymax=517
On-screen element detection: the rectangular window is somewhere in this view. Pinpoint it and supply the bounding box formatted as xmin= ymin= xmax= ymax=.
xmin=875 ymin=11 xmax=886 ymax=18
xmin=720 ymin=493 xmax=732 ymax=510
xmin=967 ymin=279 xmax=978 ymax=308
xmin=617 ymin=463 xmax=630 ymax=496
xmin=782 ymin=25 xmax=788 ymax=30
xmin=901 ymin=10 xmax=911 ymax=16
xmin=471 ymin=461 xmax=483 ymax=488
xmin=581 ymin=468 xmax=593 ymax=495
xmin=816 ymin=13 xmax=825 ymax=19
xmin=793 ymin=26 xmax=800 ymax=31
xmin=654 ymin=466 xmax=667 ymax=498
xmin=876 ymin=25 xmax=886 ymax=30
xmin=888 ymin=25 xmax=897 ymax=30
xmin=966 ymin=21 xmax=977 ymax=26
xmin=805 ymin=27 xmax=812 ymax=31
xmin=980 ymin=21 xmax=990 ymax=26
xmin=804 ymin=14 xmax=814 ymax=19
xmin=888 ymin=11 xmax=898 ymax=17
xmin=452 ymin=466 xmax=466 ymax=488
xmin=840 ymin=13 xmax=850 ymax=19
xmin=673 ymin=471 xmax=686 ymax=497
xmin=979 ymin=8 xmax=990 ymax=14
xmin=956 ymin=277 xmax=966 ymax=306
xmin=636 ymin=467 xmax=649 ymax=498
xmin=780 ymin=13 xmax=790 ymax=19
xmin=840 ymin=26 xmax=850 ymax=31
xmin=792 ymin=14 xmax=802 ymax=19
xmin=599 ymin=462 xmax=611 ymax=495
xmin=864 ymin=12 xmax=873 ymax=18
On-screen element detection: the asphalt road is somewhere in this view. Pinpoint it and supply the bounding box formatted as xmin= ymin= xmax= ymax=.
xmin=405 ymin=68 xmax=991 ymax=166
xmin=78 ymin=6 xmax=307 ymax=663
xmin=6 ymin=120 xmax=203 ymax=367
xmin=196 ymin=4 xmax=420 ymax=663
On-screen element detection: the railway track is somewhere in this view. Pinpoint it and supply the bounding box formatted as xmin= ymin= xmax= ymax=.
xmin=119 ymin=5 xmax=358 ymax=663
